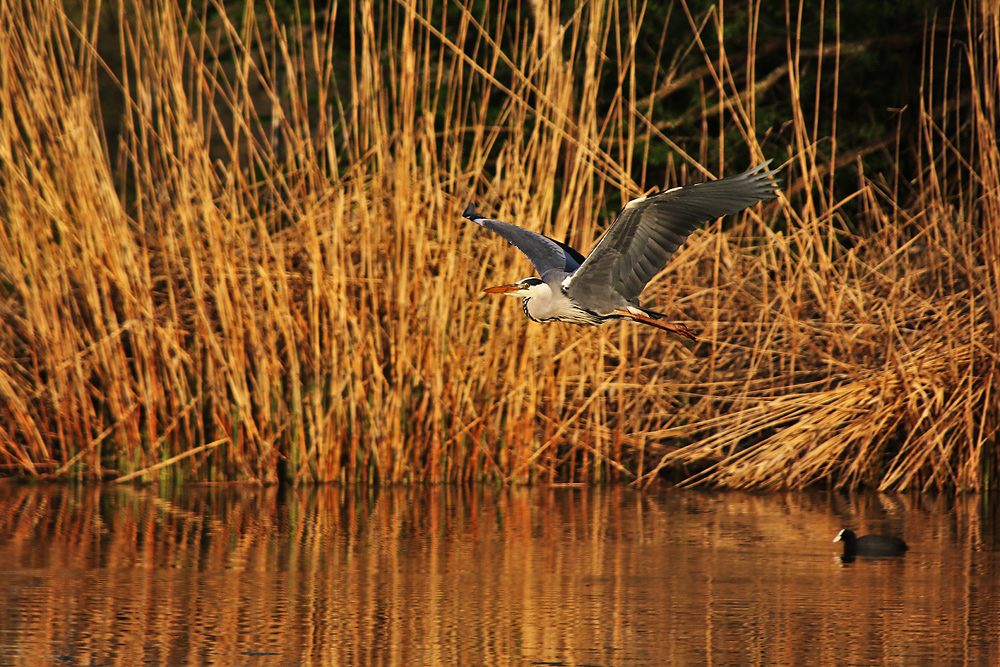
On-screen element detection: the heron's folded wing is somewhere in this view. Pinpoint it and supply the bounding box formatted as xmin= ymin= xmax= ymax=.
xmin=464 ymin=204 xmax=585 ymax=276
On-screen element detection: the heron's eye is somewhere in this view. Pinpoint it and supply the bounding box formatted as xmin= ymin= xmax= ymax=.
xmin=519 ymin=277 xmax=543 ymax=287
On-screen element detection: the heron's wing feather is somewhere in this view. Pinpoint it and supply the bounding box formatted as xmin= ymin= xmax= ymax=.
xmin=464 ymin=204 xmax=584 ymax=276
xmin=568 ymin=162 xmax=779 ymax=303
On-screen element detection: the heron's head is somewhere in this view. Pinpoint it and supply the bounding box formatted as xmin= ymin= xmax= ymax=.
xmin=483 ymin=277 xmax=547 ymax=298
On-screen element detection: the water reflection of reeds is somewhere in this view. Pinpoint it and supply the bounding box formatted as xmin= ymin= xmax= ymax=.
xmin=1 ymin=485 xmax=998 ymax=665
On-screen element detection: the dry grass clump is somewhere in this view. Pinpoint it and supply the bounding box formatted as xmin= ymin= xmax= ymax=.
xmin=0 ymin=0 xmax=996 ymax=489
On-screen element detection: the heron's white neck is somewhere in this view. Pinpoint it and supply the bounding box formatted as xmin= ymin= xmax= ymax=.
xmin=522 ymin=281 xmax=600 ymax=324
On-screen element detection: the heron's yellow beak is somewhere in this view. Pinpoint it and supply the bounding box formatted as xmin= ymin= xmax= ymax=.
xmin=483 ymin=284 xmax=522 ymax=294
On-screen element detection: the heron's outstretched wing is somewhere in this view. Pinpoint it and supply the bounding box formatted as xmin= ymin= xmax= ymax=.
xmin=567 ymin=162 xmax=779 ymax=303
xmin=464 ymin=204 xmax=585 ymax=277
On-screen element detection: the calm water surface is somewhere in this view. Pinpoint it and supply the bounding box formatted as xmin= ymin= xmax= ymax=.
xmin=1 ymin=484 xmax=998 ymax=666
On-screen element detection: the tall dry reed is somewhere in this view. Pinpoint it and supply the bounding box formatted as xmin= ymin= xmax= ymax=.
xmin=0 ymin=0 xmax=996 ymax=489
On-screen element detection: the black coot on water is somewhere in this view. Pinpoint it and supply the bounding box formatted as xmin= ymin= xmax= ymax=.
xmin=834 ymin=529 xmax=908 ymax=560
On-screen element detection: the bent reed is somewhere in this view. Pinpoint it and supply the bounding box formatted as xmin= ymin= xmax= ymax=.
xmin=0 ymin=1 xmax=996 ymax=489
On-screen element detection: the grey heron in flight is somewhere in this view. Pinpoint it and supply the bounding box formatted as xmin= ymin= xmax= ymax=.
xmin=464 ymin=161 xmax=779 ymax=341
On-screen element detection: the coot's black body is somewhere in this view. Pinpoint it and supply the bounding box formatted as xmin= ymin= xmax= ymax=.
xmin=834 ymin=529 xmax=908 ymax=558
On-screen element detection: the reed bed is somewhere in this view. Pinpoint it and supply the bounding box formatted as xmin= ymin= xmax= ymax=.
xmin=0 ymin=0 xmax=996 ymax=489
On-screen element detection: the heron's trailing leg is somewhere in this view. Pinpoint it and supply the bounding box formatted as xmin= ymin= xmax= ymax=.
xmin=615 ymin=309 xmax=698 ymax=341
